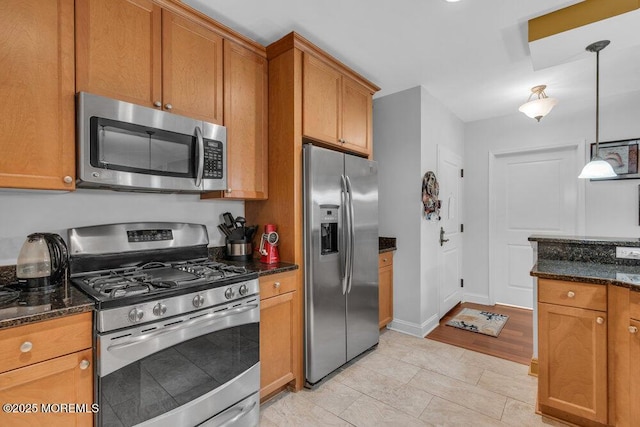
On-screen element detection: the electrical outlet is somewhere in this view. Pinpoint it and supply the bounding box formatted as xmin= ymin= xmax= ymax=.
xmin=615 ymin=247 xmax=640 ymax=259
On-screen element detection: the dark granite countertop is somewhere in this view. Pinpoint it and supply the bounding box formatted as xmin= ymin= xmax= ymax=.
xmin=379 ymin=237 xmax=397 ymax=253
xmin=529 ymin=234 xmax=640 ymax=246
xmin=225 ymin=259 xmax=299 ymax=277
xmin=0 ymin=283 xmax=94 ymax=330
xmin=531 ymin=259 xmax=640 ymax=292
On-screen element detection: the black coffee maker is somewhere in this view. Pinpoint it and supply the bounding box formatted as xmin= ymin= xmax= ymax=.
xmin=16 ymin=233 xmax=69 ymax=289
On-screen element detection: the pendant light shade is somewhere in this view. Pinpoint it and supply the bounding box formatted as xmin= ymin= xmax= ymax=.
xmin=518 ymin=85 xmax=558 ymax=122
xmin=579 ymin=40 xmax=616 ymax=179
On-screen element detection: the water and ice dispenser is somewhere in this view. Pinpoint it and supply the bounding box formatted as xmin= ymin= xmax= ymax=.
xmin=320 ymin=205 xmax=338 ymax=255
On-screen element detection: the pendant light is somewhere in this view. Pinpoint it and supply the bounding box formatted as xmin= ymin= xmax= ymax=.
xmin=518 ymin=85 xmax=558 ymax=122
xmin=578 ymin=40 xmax=616 ymax=179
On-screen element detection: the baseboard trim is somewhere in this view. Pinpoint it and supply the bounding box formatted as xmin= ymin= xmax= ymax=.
xmin=529 ymin=357 xmax=539 ymax=377
xmin=388 ymin=314 xmax=439 ymax=338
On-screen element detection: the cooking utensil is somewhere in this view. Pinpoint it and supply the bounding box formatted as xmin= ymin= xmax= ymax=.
xmin=245 ymin=225 xmax=257 ymax=241
xmin=217 ymin=224 xmax=232 ymax=238
xmin=235 ymin=217 xmax=246 ymax=238
xmin=222 ymin=212 xmax=236 ymax=230
xmin=229 ymin=228 xmax=245 ymax=241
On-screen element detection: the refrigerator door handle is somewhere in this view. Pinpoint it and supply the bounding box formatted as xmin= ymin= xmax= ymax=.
xmin=345 ymin=175 xmax=355 ymax=294
xmin=341 ymin=174 xmax=351 ymax=295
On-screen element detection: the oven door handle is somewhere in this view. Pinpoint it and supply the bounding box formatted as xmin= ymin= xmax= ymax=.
xmin=107 ymin=303 xmax=258 ymax=352
xmin=216 ymin=400 xmax=258 ymax=427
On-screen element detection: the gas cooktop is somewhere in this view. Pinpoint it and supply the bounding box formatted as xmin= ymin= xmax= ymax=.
xmin=72 ymin=258 xmax=256 ymax=308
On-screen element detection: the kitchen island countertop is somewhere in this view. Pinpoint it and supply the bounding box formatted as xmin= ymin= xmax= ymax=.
xmin=531 ymin=259 xmax=640 ymax=292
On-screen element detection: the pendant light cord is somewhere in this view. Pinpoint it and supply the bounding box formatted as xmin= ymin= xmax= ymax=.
xmin=595 ymin=48 xmax=600 ymax=156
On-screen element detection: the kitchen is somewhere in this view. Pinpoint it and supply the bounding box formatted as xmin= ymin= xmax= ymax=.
xmin=1 ymin=0 xmax=640 ymax=426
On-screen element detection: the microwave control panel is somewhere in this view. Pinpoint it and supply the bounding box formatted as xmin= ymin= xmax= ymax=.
xmin=203 ymin=140 xmax=223 ymax=179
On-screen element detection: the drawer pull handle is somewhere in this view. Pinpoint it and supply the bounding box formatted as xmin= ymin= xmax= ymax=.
xmin=567 ymin=291 xmax=576 ymax=298
xmin=20 ymin=341 xmax=33 ymax=353
xmin=274 ymin=282 xmax=281 ymax=289
xmin=630 ymin=326 xmax=639 ymax=334
xmin=79 ymin=359 xmax=90 ymax=370
xmin=596 ymin=316 xmax=605 ymax=325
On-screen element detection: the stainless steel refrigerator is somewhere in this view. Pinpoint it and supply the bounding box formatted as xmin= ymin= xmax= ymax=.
xmin=303 ymin=143 xmax=379 ymax=386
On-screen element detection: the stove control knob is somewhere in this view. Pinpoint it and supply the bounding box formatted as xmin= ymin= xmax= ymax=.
xmin=224 ymin=288 xmax=235 ymax=300
xmin=193 ymin=294 xmax=205 ymax=308
xmin=239 ymin=284 xmax=248 ymax=296
xmin=128 ymin=308 xmax=144 ymax=323
xmin=153 ymin=303 xmax=167 ymax=317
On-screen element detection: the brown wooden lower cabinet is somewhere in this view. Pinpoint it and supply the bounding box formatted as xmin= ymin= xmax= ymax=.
xmin=609 ymin=285 xmax=640 ymax=427
xmin=0 ymin=312 xmax=93 ymax=426
xmin=259 ymin=271 xmax=300 ymax=400
xmin=378 ymin=252 xmax=393 ymax=329
xmin=537 ymin=279 xmax=608 ymax=426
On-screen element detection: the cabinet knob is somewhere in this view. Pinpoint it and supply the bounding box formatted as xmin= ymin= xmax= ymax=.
xmin=154 ymin=101 xmax=162 ymax=107
xmin=274 ymin=281 xmax=281 ymax=289
xmin=164 ymin=103 xmax=172 ymax=110
xmin=79 ymin=359 xmax=90 ymax=370
xmin=567 ymin=291 xmax=576 ymax=298
xmin=596 ymin=316 xmax=605 ymax=325
xmin=225 ymin=189 xmax=232 ymax=193
xmin=383 ymin=258 xmax=388 ymax=262
xmin=629 ymin=326 xmax=639 ymax=334
xmin=20 ymin=341 xmax=33 ymax=353
xmin=63 ymin=175 xmax=73 ymax=184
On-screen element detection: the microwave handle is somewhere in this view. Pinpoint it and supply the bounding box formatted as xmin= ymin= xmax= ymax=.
xmin=194 ymin=126 xmax=205 ymax=187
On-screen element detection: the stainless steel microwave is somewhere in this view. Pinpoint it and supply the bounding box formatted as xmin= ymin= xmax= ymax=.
xmin=77 ymin=92 xmax=227 ymax=193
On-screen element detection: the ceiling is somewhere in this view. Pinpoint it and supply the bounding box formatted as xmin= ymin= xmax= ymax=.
xmin=183 ymin=0 xmax=640 ymax=123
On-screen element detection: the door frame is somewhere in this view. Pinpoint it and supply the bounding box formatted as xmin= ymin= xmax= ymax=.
xmin=487 ymin=141 xmax=586 ymax=306
xmin=437 ymin=145 xmax=463 ymax=319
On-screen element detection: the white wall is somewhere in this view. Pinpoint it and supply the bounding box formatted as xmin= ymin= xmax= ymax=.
xmin=463 ymin=90 xmax=640 ymax=303
xmin=374 ymin=86 xmax=464 ymax=337
xmin=0 ymin=189 xmax=243 ymax=265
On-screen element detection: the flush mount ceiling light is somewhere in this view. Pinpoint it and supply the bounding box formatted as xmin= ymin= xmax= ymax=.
xmin=578 ymin=40 xmax=616 ymax=179
xmin=518 ymin=85 xmax=558 ymax=122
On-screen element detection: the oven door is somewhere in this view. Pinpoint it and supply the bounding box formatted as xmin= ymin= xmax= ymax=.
xmin=97 ymin=297 xmax=259 ymax=427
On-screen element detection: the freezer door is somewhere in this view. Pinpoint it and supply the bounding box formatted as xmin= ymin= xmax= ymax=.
xmin=345 ymin=154 xmax=379 ymax=361
xmin=303 ymin=144 xmax=348 ymax=384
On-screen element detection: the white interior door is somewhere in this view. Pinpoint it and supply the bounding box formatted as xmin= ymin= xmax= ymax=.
xmin=437 ymin=146 xmax=463 ymax=318
xmin=490 ymin=144 xmax=582 ymax=308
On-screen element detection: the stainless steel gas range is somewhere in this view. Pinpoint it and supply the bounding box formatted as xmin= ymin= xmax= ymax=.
xmin=68 ymin=222 xmax=260 ymax=427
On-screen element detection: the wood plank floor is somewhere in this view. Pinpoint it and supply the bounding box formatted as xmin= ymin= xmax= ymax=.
xmin=426 ymin=302 xmax=533 ymax=365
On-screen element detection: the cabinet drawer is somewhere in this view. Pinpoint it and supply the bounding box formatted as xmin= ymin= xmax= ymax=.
xmin=630 ymin=290 xmax=640 ymax=320
xmin=0 ymin=312 xmax=92 ymax=374
xmin=379 ymin=252 xmax=393 ymax=269
xmin=259 ymin=270 xmax=297 ymax=300
xmin=538 ymin=279 xmax=606 ymax=311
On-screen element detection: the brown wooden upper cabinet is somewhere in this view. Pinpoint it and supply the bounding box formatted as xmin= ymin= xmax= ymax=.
xmin=202 ymin=40 xmax=268 ymax=200
xmin=0 ymin=0 xmax=76 ymax=191
xmin=303 ymin=53 xmax=373 ymax=157
xmin=76 ymin=0 xmax=223 ymax=124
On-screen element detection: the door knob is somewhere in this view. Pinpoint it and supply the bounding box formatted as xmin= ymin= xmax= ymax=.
xmin=439 ymin=227 xmax=449 ymax=246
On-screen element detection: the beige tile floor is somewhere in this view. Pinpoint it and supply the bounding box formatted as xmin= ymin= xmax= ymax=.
xmin=260 ymin=329 xmax=566 ymax=426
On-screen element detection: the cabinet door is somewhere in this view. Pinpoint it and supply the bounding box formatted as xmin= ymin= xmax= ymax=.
xmin=260 ymin=291 xmax=296 ymax=398
xmin=378 ymin=253 xmax=393 ymax=329
xmin=538 ymin=303 xmax=608 ymax=424
xmin=630 ymin=318 xmax=640 ymax=423
xmin=341 ymin=76 xmax=372 ymax=157
xmin=76 ymin=0 xmax=162 ymax=108
xmin=205 ymin=41 xmax=267 ymax=200
xmin=302 ymin=54 xmax=341 ymax=146
xmin=162 ymin=10 xmax=223 ymax=124
xmin=0 ymin=0 xmax=75 ymax=190
xmin=0 ymin=349 xmax=93 ymax=427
